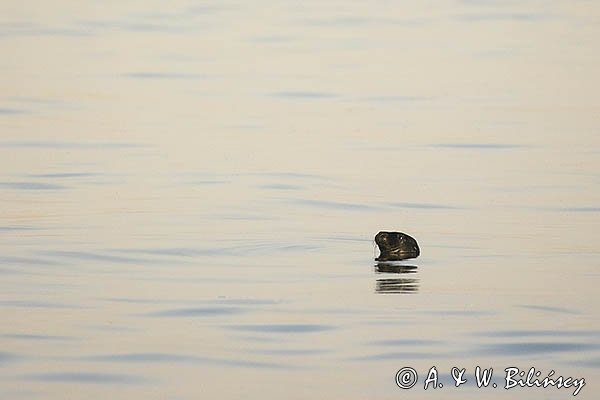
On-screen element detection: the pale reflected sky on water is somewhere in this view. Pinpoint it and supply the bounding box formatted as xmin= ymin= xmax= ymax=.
xmin=1 ymin=1 xmax=599 ymax=399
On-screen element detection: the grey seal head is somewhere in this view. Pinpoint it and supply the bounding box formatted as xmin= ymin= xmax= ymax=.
xmin=375 ymin=231 xmax=420 ymax=261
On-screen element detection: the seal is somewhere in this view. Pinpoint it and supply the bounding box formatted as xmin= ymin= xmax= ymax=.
xmin=375 ymin=231 xmax=420 ymax=261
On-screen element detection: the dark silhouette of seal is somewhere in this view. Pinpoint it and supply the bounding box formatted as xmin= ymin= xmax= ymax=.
xmin=375 ymin=231 xmax=420 ymax=261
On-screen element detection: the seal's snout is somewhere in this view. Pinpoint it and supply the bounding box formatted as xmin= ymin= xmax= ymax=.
xmin=375 ymin=231 xmax=420 ymax=261
xmin=410 ymin=240 xmax=420 ymax=257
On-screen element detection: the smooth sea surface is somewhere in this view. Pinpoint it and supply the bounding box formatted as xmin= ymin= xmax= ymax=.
xmin=1 ymin=1 xmax=599 ymax=399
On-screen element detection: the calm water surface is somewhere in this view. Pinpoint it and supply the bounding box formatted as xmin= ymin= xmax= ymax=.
xmin=1 ymin=1 xmax=599 ymax=399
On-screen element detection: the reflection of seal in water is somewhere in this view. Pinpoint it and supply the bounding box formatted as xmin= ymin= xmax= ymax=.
xmin=374 ymin=263 xmax=419 ymax=294
xmin=375 ymin=231 xmax=420 ymax=261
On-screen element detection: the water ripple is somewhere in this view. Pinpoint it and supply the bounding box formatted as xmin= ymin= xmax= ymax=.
xmin=22 ymin=372 xmax=146 ymax=384
xmin=428 ymin=143 xmax=527 ymax=150
xmin=357 ymin=95 xmax=428 ymax=102
xmin=457 ymin=13 xmax=546 ymax=22
xmin=0 ymin=182 xmax=66 ymax=190
xmin=0 ymin=226 xmax=39 ymax=232
xmin=353 ymin=351 xmax=434 ymax=361
xmin=227 ymin=324 xmax=335 ymax=334
xmin=0 ymin=141 xmax=146 ymax=149
xmin=27 ymin=172 xmax=97 ymax=179
xmin=122 ymin=72 xmax=211 ymax=80
xmin=0 ymin=107 xmax=26 ymax=115
xmin=554 ymin=207 xmax=600 ymax=213
xmin=0 ymin=300 xmax=78 ymax=309
xmin=273 ymin=91 xmax=337 ymax=99
xmin=388 ymin=202 xmax=463 ymax=210
xmin=478 ymin=342 xmax=598 ymax=356
xmin=248 ymin=348 xmax=328 ymax=356
xmin=571 ymin=358 xmax=600 ymax=369
xmin=1 ymin=334 xmax=72 ymax=341
xmin=368 ymin=339 xmax=442 ymax=346
xmin=82 ymin=352 xmax=292 ymax=369
xmin=520 ymin=304 xmax=581 ymax=314
xmin=0 ymin=255 xmax=59 ymax=266
xmin=146 ymin=306 xmax=246 ymax=317
xmin=290 ymin=198 xmax=377 ymax=211
xmin=0 ymin=352 xmax=20 ymax=365
xmin=475 ymin=329 xmax=600 ymax=338
xmin=41 ymin=250 xmax=154 ymax=265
